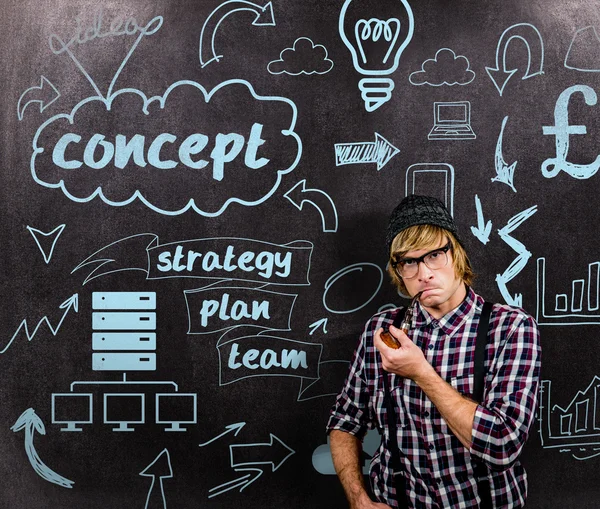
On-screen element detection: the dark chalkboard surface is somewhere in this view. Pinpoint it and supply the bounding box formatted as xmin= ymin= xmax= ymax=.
xmin=2 ymin=0 xmax=600 ymax=507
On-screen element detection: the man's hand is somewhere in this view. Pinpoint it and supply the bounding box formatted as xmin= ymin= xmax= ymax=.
xmin=374 ymin=325 xmax=434 ymax=382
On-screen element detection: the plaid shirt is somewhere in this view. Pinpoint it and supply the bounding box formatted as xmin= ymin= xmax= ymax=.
xmin=327 ymin=287 xmax=541 ymax=508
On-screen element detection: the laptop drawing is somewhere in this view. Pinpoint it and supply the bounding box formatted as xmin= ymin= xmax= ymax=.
xmin=428 ymin=101 xmax=476 ymax=140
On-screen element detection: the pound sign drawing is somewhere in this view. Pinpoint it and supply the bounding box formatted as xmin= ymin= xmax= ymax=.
xmin=542 ymin=84 xmax=600 ymax=179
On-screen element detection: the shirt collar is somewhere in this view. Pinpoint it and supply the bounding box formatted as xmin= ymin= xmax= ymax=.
xmin=412 ymin=286 xmax=477 ymax=335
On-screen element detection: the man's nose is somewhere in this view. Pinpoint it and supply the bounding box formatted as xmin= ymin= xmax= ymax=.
xmin=417 ymin=261 xmax=434 ymax=280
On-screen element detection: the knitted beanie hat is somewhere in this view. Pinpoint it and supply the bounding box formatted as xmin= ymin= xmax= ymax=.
xmin=385 ymin=195 xmax=460 ymax=254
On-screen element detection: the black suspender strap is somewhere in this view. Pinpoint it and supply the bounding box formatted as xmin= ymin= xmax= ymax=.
xmin=474 ymin=301 xmax=493 ymax=509
xmin=381 ymin=307 xmax=408 ymax=507
xmin=473 ymin=301 xmax=493 ymax=404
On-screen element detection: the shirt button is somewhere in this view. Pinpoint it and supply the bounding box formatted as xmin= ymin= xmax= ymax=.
xmin=429 ymin=444 xmax=435 ymax=451
xmin=428 ymin=344 xmax=434 ymax=350
xmin=424 ymin=411 xmax=430 ymax=417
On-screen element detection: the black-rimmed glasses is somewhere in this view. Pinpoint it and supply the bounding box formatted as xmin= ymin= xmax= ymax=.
xmin=391 ymin=242 xmax=451 ymax=280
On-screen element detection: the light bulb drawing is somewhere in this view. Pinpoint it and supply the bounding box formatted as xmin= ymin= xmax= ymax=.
xmin=339 ymin=0 xmax=414 ymax=112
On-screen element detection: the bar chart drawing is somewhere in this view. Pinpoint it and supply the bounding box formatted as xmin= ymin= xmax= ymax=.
xmin=536 ymin=257 xmax=600 ymax=325
xmin=538 ymin=378 xmax=600 ymax=460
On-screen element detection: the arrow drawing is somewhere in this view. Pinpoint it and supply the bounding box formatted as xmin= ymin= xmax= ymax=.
xmin=470 ymin=194 xmax=492 ymax=245
xmin=334 ymin=133 xmax=400 ymax=171
xmin=230 ymin=433 xmax=295 ymax=472
xmin=139 ymin=449 xmax=173 ymax=509
xmin=284 ymin=180 xmax=338 ymax=233
xmin=308 ymin=318 xmax=328 ymax=336
xmin=199 ymin=1 xmax=275 ymax=67
xmin=496 ymin=205 xmax=538 ymax=307
xmin=491 ymin=116 xmax=517 ymax=192
xmin=27 ymin=224 xmax=66 ymax=264
xmin=11 ymin=408 xmax=74 ymax=488
xmin=208 ymin=468 xmax=263 ymax=498
xmin=199 ymin=422 xmax=246 ymax=447
xmin=0 ymin=294 xmax=79 ymax=355
xmin=485 ymin=23 xmax=544 ymax=96
xmin=17 ymin=76 xmax=60 ymax=121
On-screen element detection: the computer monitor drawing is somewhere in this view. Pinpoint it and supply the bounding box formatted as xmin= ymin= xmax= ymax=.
xmin=52 ymin=393 xmax=93 ymax=432
xmin=156 ymin=393 xmax=197 ymax=432
xmin=103 ymin=393 xmax=145 ymax=432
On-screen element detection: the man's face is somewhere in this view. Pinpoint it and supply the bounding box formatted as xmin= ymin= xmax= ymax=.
xmin=399 ymin=238 xmax=466 ymax=319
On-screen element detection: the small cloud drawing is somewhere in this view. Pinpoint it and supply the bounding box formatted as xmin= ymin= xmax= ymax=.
xmin=268 ymin=37 xmax=334 ymax=75
xmin=409 ymin=48 xmax=475 ymax=86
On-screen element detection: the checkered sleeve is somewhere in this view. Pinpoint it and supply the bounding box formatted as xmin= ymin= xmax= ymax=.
xmin=326 ymin=320 xmax=376 ymax=440
xmin=470 ymin=311 xmax=541 ymax=470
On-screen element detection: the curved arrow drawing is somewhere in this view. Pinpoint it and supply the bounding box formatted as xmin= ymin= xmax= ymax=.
xmin=139 ymin=449 xmax=173 ymax=509
xmin=470 ymin=194 xmax=492 ymax=245
xmin=485 ymin=23 xmax=544 ymax=96
xmin=17 ymin=76 xmax=60 ymax=121
xmin=334 ymin=133 xmax=400 ymax=171
xmin=198 ymin=422 xmax=246 ymax=447
xmin=11 ymin=409 xmax=74 ymax=488
xmin=496 ymin=205 xmax=537 ymax=307
xmin=491 ymin=116 xmax=517 ymax=191
xmin=1 ymin=294 xmax=79 ymax=354
xmin=284 ymin=180 xmax=338 ymax=233
xmin=199 ymin=1 xmax=275 ymax=67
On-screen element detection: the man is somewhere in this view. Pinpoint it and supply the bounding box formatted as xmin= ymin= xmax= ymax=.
xmin=326 ymin=195 xmax=541 ymax=508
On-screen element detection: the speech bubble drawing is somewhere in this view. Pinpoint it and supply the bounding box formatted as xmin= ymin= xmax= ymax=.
xmin=31 ymin=80 xmax=302 ymax=216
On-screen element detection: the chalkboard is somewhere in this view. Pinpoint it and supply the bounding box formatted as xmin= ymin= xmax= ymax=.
xmin=2 ymin=0 xmax=600 ymax=507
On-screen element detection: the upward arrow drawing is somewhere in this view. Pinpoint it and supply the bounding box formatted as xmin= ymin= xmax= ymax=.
xmin=11 ymin=408 xmax=74 ymax=488
xmin=0 ymin=294 xmax=79 ymax=355
xmin=139 ymin=449 xmax=173 ymax=509
xmin=199 ymin=1 xmax=276 ymax=67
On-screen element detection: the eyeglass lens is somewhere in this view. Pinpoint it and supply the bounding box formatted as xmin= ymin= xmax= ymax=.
xmin=395 ymin=245 xmax=449 ymax=279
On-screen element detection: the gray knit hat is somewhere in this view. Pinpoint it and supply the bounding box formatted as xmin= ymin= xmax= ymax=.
xmin=385 ymin=195 xmax=460 ymax=254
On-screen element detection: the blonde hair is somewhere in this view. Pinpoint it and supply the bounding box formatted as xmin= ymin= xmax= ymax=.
xmin=387 ymin=224 xmax=474 ymax=294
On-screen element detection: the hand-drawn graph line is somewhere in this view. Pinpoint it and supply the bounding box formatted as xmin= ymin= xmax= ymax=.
xmin=0 ymin=294 xmax=79 ymax=355
xmin=536 ymin=257 xmax=600 ymax=325
xmin=538 ymin=378 xmax=600 ymax=460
